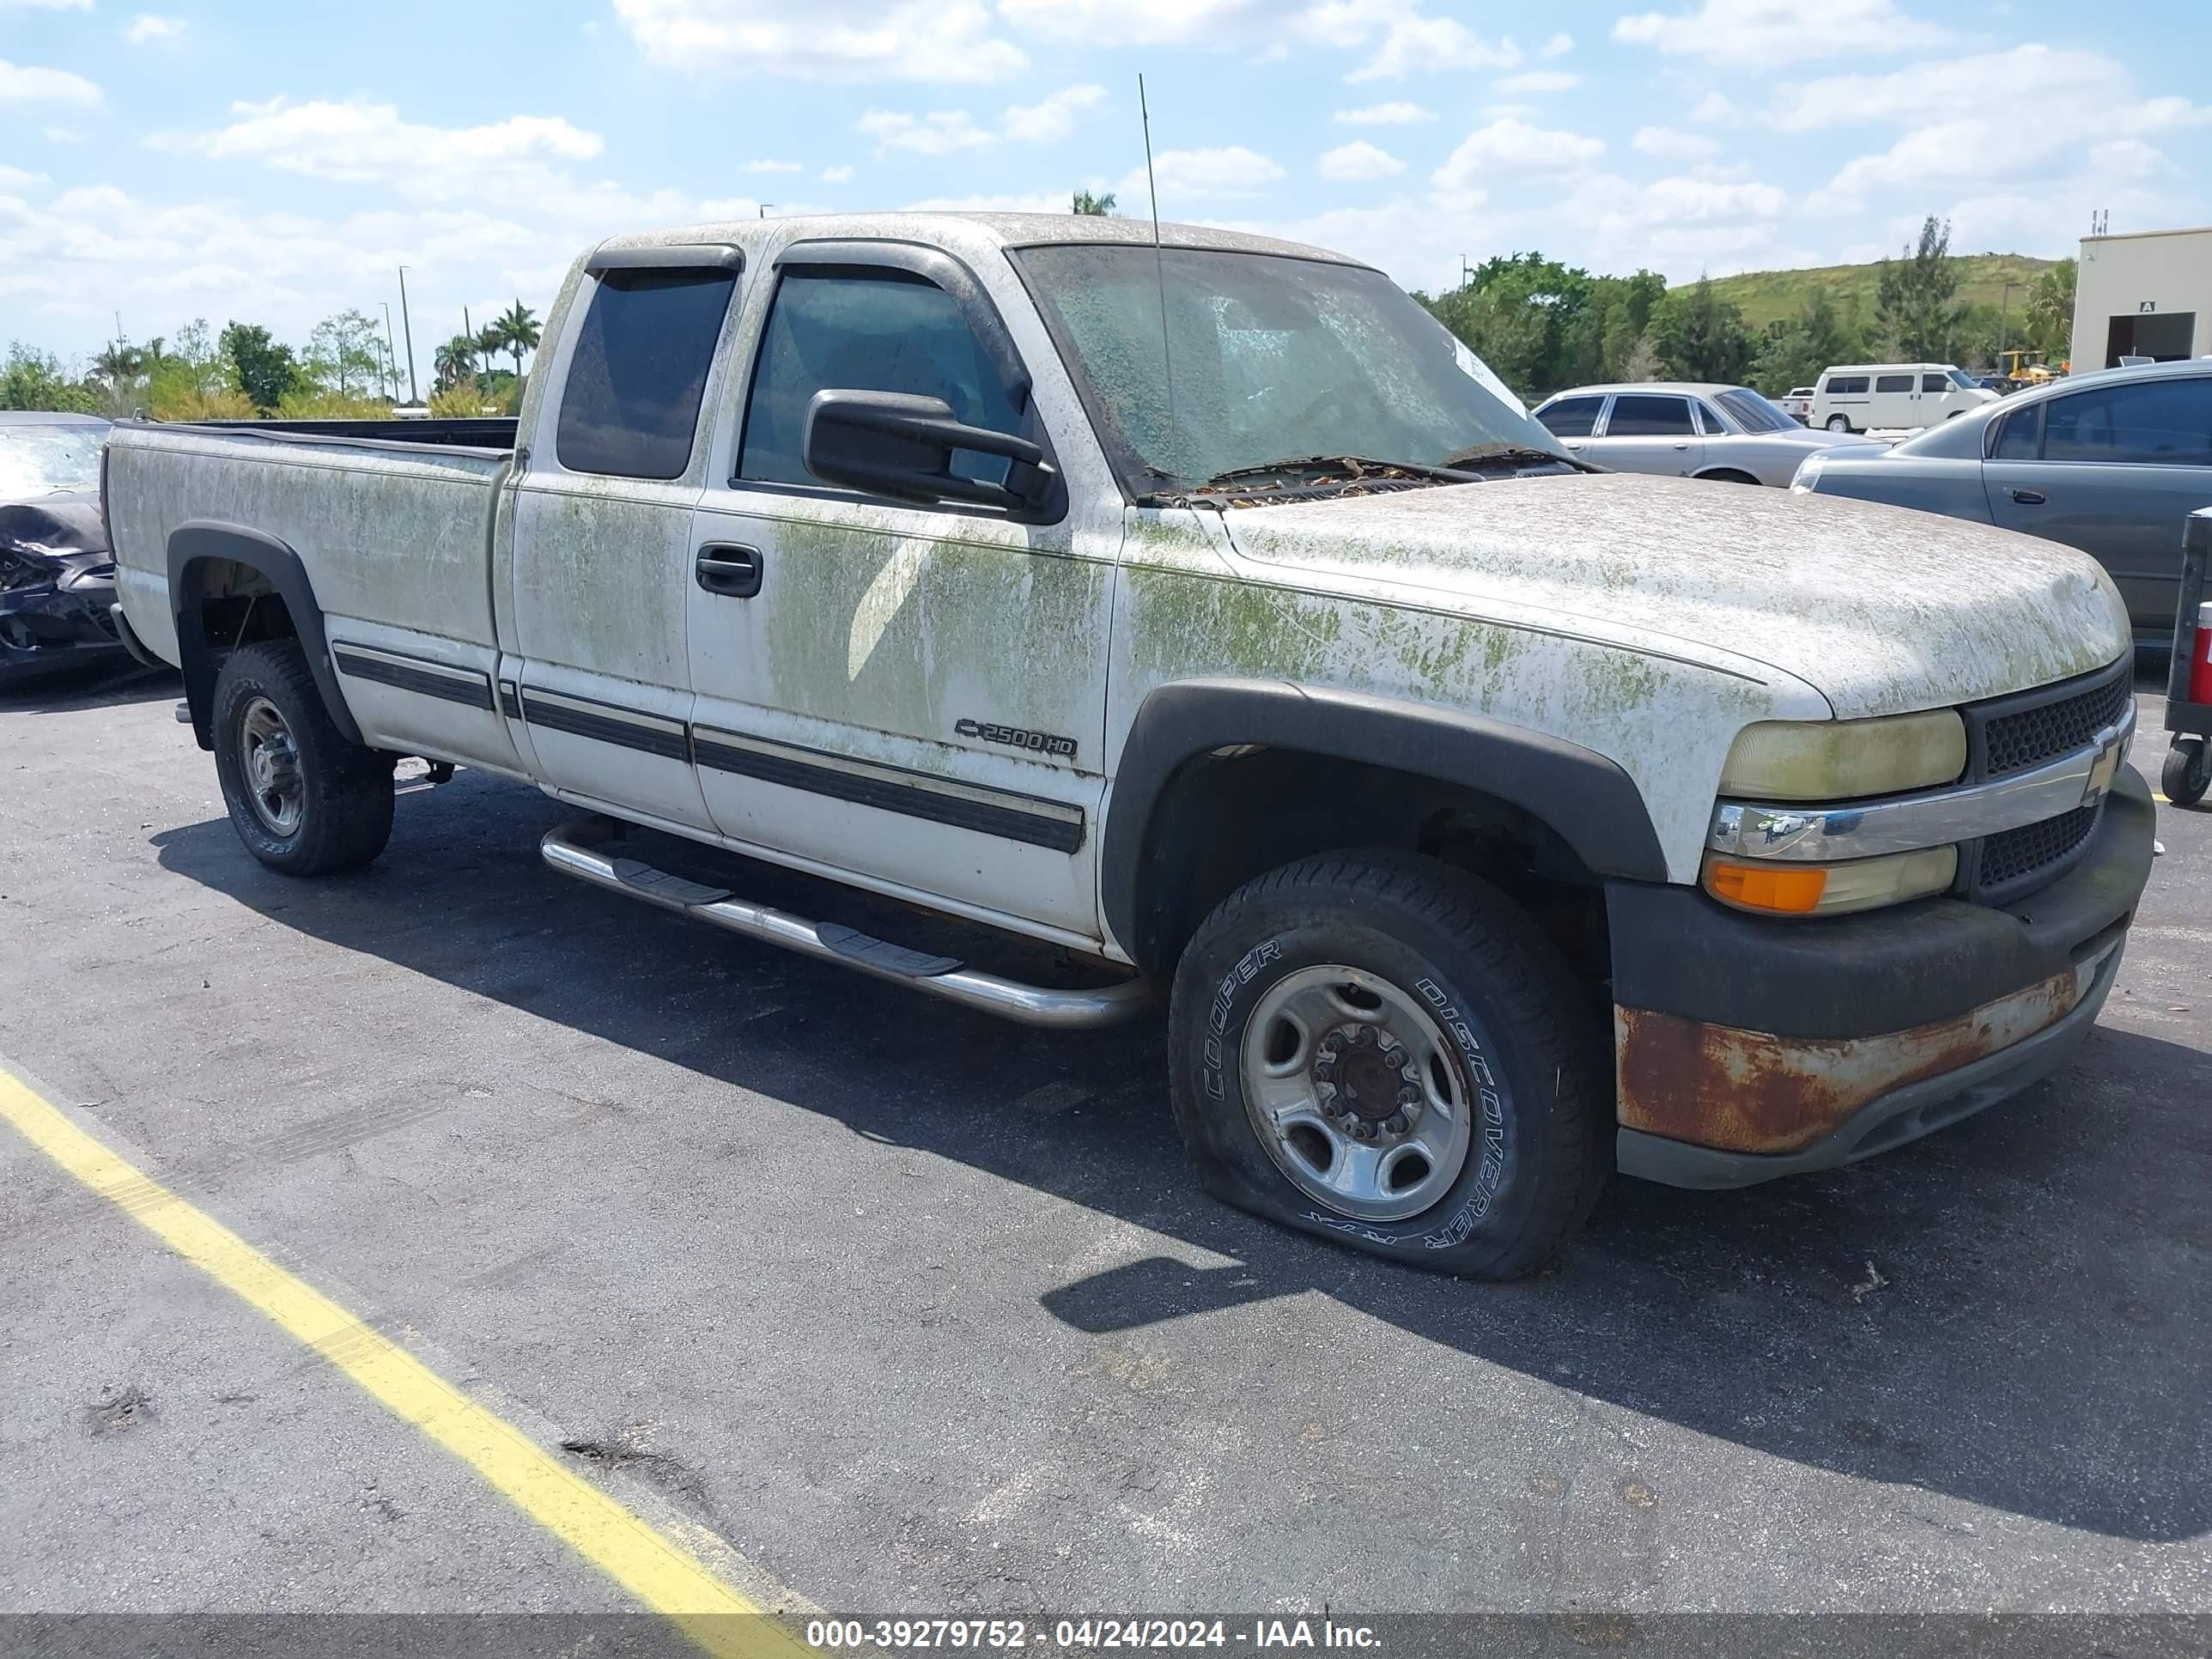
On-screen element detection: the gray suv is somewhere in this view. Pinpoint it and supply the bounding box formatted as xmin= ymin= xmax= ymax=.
xmin=1790 ymin=360 xmax=2212 ymax=648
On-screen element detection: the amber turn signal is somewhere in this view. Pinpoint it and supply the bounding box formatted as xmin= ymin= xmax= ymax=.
xmin=1703 ymin=860 xmax=1829 ymax=914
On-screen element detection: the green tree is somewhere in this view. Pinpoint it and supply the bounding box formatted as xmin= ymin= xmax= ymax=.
xmin=476 ymin=324 xmax=505 ymax=379
xmin=1 ymin=343 xmax=103 ymax=412
xmin=495 ymin=298 xmax=540 ymax=380
xmin=1652 ymin=276 xmax=1753 ymax=383
xmin=305 ymin=308 xmax=386 ymax=401
xmin=1072 ymin=189 xmax=1116 ymax=216
xmin=221 ymin=323 xmax=302 ymax=413
xmin=92 ymin=339 xmax=146 ymax=393
xmin=2023 ymin=258 xmax=2076 ymax=359
xmin=1875 ymin=215 xmax=1965 ymax=359
xmin=1747 ymin=287 xmax=1867 ymax=396
xmin=434 ymin=334 xmax=480 ymax=392
xmin=145 ymin=320 xmax=255 ymax=420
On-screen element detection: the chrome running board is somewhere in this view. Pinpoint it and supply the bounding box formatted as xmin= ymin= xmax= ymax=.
xmin=540 ymin=816 xmax=1158 ymax=1030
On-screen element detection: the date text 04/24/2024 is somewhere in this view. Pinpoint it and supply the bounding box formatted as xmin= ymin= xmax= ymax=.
xmin=803 ymin=1619 xmax=1382 ymax=1650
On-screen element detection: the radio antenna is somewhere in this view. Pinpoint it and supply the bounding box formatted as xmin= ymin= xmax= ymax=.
xmin=1139 ymin=73 xmax=1177 ymax=456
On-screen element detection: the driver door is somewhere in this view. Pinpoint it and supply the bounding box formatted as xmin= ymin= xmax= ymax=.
xmin=684 ymin=243 xmax=1120 ymax=942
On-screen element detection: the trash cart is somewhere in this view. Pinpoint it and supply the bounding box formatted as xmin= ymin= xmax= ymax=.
xmin=2163 ymin=507 xmax=2212 ymax=806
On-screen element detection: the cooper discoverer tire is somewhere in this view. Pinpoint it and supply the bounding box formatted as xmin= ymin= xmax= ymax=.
xmin=211 ymin=639 xmax=394 ymax=876
xmin=1167 ymin=850 xmax=1609 ymax=1279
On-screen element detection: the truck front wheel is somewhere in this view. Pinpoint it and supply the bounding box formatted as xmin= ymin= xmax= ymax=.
xmin=210 ymin=639 xmax=394 ymax=875
xmin=1167 ymin=851 xmax=1609 ymax=1279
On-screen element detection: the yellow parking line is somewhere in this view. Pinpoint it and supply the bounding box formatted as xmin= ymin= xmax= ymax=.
xmin=0 ymin=1067 xmax=808 ymax=1659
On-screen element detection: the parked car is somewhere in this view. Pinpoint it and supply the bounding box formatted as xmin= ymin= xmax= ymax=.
xmin=1 ymin=411 xmax=123 ymax=684
xmin=1780 ymin=386 xmax=1815 ymax=422
xmin=1791 ymin=358 xmax=2212 ymax=651
xmin=105 ymin=211 xmax=2152 ymax=1278
xmin=1530 ymin=382 xmax=1884 ymax=486
xmin=1811 ymin=363 xmax=1998 ymax=433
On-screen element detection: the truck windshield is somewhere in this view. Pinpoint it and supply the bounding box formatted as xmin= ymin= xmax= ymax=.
xmin=1012 ymin=245 xmax=1563 ymax=496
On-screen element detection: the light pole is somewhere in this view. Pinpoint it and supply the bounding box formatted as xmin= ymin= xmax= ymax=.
xmin=396 ymin=265 xmax=421 ymax=405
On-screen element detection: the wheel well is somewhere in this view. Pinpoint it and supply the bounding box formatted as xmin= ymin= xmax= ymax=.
xmin=1696 ymin=467 xmax=1760 ymax=485
xmin=1131 ymin=746 xmax=1610 ymax=991
xmin=190 ymin=558 xmax=300 ymax=653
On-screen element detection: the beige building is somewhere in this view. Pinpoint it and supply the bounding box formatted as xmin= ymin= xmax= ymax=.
xmin=2072 ymin=225 xmax=2212 ymax=369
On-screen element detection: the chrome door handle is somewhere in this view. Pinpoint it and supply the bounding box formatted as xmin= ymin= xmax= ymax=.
xmin=696 ymin=544 xmax=763 ymax=598
xmin=2009 ymin=488 xmax=2046 ymax=506
xmin=1672 ymin=441 xmax=1691 ymax=450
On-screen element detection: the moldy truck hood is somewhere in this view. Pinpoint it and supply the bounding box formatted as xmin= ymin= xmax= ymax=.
xmin=1218 ymin=472 xmax=2130 ymax=718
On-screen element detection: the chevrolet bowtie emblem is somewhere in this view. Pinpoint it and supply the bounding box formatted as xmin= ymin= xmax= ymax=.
xmin=2081 ymin=725 xmax=2124 ymax=808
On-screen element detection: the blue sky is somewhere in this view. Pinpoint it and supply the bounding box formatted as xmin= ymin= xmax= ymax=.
xmin=4 ymin=0 xmax=2209 ymax=374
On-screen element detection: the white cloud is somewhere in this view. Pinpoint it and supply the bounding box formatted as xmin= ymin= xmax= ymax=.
xmin=820 ymin=164 xmax=855 ymax=184
xmin=0 ymin=59 xmax=103 ymax=107
xmin=1613 ymin=0 xmax=1948 ymax=67
xmin=170 ymin=100 xmax=605 ymax=206
xmin=1320 ymin=141 xmax=1405 ymax=181
xmin=996 ymin=0 xmax=1273 ymax=44
xmin=0 ymin=165 xmax=49 ymax=191
xmin=1000 ymin=82 xmax=1105 ymax=143
xmin=1632 ymin=125 xmax=1721 ymax=160
xmin=1334 ymin=101 xmax=1433 ymax=125
xmin=43 ymin=127 xmax=84 ymax=143
xmin=1688 ymin=91 xmax=1737 ymax=123
xmin=1790 ymin=47 xmax=2212 ymax=213
xmin=899 ymin=191 xmax=1067 ymax=213
xmin=1538 ymin=32 xmax=1572 ymax=57
xmin=124 ymin=13 xmax=186 ymax=43
xmin=744 ymin=159 xmax=805 ymax=173
xmin=1121 ymin=145 xmax=1285 ymax=203
xmin=1432 ymin=118 xmax=1603 ymax=192
xmin=860 ymin=83 xmax=1102 ymax=156
xmin=1344 ymin=6 xmax=1520 ymax=82
xmin=858 ymin=108 xmax=993 ymax=156
xmin=610 ymin=0 xmax=1026 ymax=82
xmin=2 ymin=0 xmax=93 ymax=9
xmin=1495 ymin=70 xmax=1581 ymax=94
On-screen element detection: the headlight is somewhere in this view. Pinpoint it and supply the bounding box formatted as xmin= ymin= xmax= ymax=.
xmin=1789 ymin=453 xmax=1824 ymax=493
xmin=1718 ymin=708 xmax=1966 ymax=802
xmin=1703 ymin=846 xmax=1958 ymax=916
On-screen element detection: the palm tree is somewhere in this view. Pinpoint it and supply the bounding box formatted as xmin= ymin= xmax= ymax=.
xmin=93 ymin=340 xmax=145 ymax=390
xmin=434 ymin=335 xmax=478 ymax=392
xmin=476 ymin=325 xmax=505 ymax=379
xmin=496 ymin=299 xmax=540 ymax=380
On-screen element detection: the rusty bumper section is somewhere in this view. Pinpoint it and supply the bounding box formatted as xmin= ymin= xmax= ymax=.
xmin=1604 ymin=766 xmax=2154 ymax=1190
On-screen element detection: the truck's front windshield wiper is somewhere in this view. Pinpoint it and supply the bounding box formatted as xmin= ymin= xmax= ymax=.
xmin=1440 ymin=442 xmax=1589 ymax=474
xmin=1189 ymin=454 xmax=1474 ymax=492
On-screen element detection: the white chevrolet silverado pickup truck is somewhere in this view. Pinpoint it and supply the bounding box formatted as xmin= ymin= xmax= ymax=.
xmin=105 ymin=213 xmax=2155 ymax=1278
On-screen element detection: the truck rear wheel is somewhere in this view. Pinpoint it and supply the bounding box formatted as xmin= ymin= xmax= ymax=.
xmin=2166 ymin=739 xmax=2210 ymax=807
xmin=1166 ymin=851 xmax=1609 ymax=1279
xmin=211 ymin=640 xmax=394 ymax=876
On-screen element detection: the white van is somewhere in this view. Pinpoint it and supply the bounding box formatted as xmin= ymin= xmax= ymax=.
xmin=1810 ymin=363 xmax=1997 ymax=433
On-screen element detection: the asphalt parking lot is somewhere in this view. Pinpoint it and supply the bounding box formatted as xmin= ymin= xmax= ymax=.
xmin=3 ymin=661 xmax=2208 ymax=1632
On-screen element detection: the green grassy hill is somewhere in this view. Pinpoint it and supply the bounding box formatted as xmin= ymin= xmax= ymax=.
xmin=1686 ymin=253 xmax=2059 ymax=331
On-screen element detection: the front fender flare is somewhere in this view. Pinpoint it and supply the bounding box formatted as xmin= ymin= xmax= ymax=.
xmin=167 ymin=521 xmax=362 ymax=750
xmin=1101 ymin=678 xmax=1668 ymax=972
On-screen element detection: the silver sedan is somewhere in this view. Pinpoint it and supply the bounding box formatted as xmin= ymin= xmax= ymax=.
xmin=1532 ymin=382 xmax=1887 ymax=487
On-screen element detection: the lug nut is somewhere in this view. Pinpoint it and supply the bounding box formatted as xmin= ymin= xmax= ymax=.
xmin=1384 ymin=1114 xmax=1408 ymax=1135
xmin=1352 ymin=1120 xmax=1376 ymax=1140
xmin=1352 ymin=1025 xmax=1379 ymax=1048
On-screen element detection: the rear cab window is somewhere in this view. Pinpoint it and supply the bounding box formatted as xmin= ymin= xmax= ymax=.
xmin=1990 ymin=404 xmax=2042 ymax=460
xmin=738 ymin=270 xmax=1027 ymax=491
xmin=1535 ymin=396 xmax=1604 ymax=438
xmin=556 ymin=267 xmax=738 ymax=479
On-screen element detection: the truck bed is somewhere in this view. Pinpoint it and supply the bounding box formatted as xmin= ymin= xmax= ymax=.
xmin=106 ymin=417 xmax=513 ymax=672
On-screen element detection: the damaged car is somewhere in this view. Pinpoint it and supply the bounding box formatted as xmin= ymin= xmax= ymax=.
xmin=1 ymin=411 xmax=124 ymax=684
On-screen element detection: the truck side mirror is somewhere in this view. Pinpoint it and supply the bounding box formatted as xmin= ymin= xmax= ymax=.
xmin=800 ymin=389 xmax=1056 ymax=516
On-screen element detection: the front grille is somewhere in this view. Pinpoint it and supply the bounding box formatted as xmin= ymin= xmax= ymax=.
xmin=1982 ymin=666 xmax=2132 ymax=777
xmin=1958 ymin=657 xmax=2132 ymax=904
xmin=1978 ymin=804 xmax=2100 ymax=900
